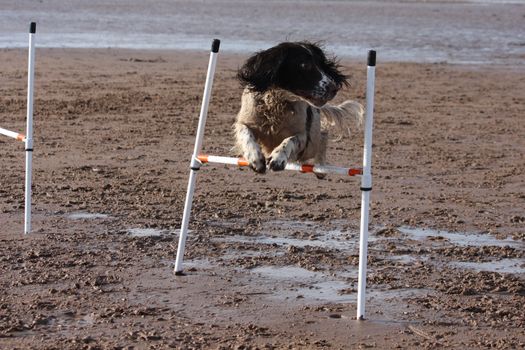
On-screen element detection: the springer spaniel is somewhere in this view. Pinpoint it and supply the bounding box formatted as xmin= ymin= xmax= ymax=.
xmin=234 ymin=41 xmax=364 ymax=178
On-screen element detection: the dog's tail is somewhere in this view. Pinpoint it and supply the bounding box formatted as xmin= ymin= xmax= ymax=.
xmin=319 ymin=100 xmax=364 ymax=140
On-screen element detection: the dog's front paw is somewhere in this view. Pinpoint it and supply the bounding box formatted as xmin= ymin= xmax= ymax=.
xmin=268 ymin=152 xmax=287 ymax=171
xmin=314 ymin=172 xmax=326 ymax=180
xmin=247 ymin=154 xmax=266 ymax=174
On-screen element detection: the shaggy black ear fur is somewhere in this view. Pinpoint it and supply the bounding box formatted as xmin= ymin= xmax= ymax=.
xmin=303 ymin=42 xmax=349 ymax=89
xmin=237 ymin=46 xmax=286 ymax=92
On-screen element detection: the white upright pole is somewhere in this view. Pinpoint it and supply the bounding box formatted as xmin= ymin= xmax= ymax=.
xmin=174 ymin=39 xmax=220 ymax=275
xmin=24 ymin=22 xmax=36 ymax=235
xmin=357 ymin=50 xmax=376 ymax=320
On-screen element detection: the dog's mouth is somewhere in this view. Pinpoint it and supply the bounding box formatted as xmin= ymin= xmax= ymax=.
xmin=294 ymin=90 xmax=337 ymax=107
xmin=290 ymin=78 xmax=340 ymax=106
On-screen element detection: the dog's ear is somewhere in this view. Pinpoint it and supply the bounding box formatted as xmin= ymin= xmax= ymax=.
xmin=303 ymin=42 xmax=349 ymax=89
xmin=324 ymin=57 xmax=349 ymax=89
xmin=237 ymin=46 xmax=286 ymax=92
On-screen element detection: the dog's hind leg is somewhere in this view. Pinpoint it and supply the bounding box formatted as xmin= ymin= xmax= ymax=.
xmin=234 ymin=122 xmax=266 ymax=173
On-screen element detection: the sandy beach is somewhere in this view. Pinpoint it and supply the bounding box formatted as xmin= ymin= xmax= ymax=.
xmin=0 ymin=47 xmax=523 ymax=348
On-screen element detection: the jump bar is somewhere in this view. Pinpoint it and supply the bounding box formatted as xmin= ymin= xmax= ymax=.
xmin=0 ymin=127 xmax=25 ymax=142
xmin=197 ymin=155 xmax=363 ymax=176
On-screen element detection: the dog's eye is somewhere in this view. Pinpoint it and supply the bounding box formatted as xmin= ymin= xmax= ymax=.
xmin=299 ymin=62 xmax=313 ymax=71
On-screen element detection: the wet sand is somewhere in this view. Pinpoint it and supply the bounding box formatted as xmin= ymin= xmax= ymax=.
xmin=0 ymin=48 xmax=524 ymax=348
xmin=2 ymin=0 xmax=525 ymax=64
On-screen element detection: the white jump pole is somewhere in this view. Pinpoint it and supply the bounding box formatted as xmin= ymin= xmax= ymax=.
xmin=196 ymin=155 xmax=363 ymax=177
xmin=24 ymin=22 xmax=36 ymax=234
xmin=174 ymin=39 xmax=220 ymax=275
xmin=357 ymin=50 xmax=376 ymax=320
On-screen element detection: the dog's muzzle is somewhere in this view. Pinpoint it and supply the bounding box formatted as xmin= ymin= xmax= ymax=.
xmin=309 ymin=82 xmax=338 ymax=106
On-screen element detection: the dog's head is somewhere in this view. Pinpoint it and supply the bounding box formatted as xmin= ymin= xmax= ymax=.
xmin=237 ymin=41 xmax=348 ymax=107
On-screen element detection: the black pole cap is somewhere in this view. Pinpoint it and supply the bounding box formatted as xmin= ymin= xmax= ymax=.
xmin=367 ymin=50 xmax=376 ymax=67
xmin=30 ymin=22 xmax=36 ymax=34
xmin=211 ymin=39 xmax=220 ymax=53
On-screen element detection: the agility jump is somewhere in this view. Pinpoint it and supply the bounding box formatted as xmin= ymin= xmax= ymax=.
xmin=0 ymin=22 xmax=36 ymax=234
xmin=196 ymin=155 xmax=363 ymax=176
xmin=174 ymin=40 xmax=376 ymax=320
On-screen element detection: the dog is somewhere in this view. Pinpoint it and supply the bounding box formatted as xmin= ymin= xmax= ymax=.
xmin=233 ymin=41 xmax=364 ymax=178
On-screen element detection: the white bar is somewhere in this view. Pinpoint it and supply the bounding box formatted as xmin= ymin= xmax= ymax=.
xmin=174 ymin=40 xmax=220 ymax=274
xmin=0 ymin=127 xmax=25 ymax=141
xmin=203 ymin=155 xmax=241 ymax=166
xmin=199 ymin=155 xmax=362 ymax=176
xmin=357 ymin=51 xmax=375 ymax=320
xmin=24 ymin=23 xmax=36 ymax=235
xmin=285 ymin=163 xmax=358 ymax=176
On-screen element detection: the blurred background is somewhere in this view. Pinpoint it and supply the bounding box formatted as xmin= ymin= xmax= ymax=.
xmin=1 ymin=0 xmax=524 ymax=64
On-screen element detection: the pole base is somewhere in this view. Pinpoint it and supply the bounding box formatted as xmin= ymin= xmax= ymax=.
xmin=174 ymin=270 xmax=186 ymax=276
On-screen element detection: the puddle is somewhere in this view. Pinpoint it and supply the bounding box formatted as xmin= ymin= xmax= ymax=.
xmin=450 ymin=258 xmax=525 ymax=274
xmin=220 ymin=250 xmax=286 ymax=260
xmin=214 ymin=235 xmax=349 ymax=250
xmin=251 ymin=265 xmax=353 ymax=302
xmin=297 ymin=280 xmax=355 ymax=303
xmin=389 ymin=254 xmax=419 ymax=264
xmin=337 ymin=269 xmax=359 ymax=279
xmin=9 ymin=312 xmax=95 ymax=336
xmin=249 ymin=265 xmax=425 ymax=304
xmin=127 ymin=228 xmax=169 ymax=237
xmin=68 ymin=212 xmax=110 ymax=220
xmin=251 ymin=266 xmax=322 ymax=281
xmin=210 ymin=219 xmax=359 ymax=251
xmin=367 ymin=288 xmax=431 ymax=301
xmin=76 ymin=314 xmax=96 ymax=326
xmin=399 ymin=226 xmax=522 ymax=249
xmin=214 ymin=230 xmax=358 ymax=251
xmin=266 ymin=219 xmax=318 ymax=229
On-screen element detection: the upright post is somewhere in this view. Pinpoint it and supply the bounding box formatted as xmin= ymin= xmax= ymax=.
xmin=24 ymin=22 xmax=36 ymax=234
xmin=357 ymin=50 xmax=376 ymax=320
xmin=174 ymin=39 xmax=220 ymax=275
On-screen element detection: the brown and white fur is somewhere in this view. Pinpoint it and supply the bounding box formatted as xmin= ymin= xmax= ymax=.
xmin=234 ymin=42 xmax=363 ymax=178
